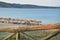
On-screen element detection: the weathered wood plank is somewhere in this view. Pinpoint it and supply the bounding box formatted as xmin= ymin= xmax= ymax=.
xmin=16 ymin=32 xmax=20 ymax=40
xmin=42 ymin=31 xmax=60 ymax=40
xmin=3 ymin=33 xmax=16 ymax=40
xmin=20 ymin=32 xmax=34 ymax=40
xmin=0 ymin=24 xmax=60 ymax=32
xmin=16 ymin=33 xmax=19 ymax=40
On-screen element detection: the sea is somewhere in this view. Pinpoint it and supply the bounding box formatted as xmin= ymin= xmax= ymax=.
xmin=0 ymin=8 xmax=60 ymax=24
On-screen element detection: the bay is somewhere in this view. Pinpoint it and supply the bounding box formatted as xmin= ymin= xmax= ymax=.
xmin=0 ymin=8 xmax=60 ymax=24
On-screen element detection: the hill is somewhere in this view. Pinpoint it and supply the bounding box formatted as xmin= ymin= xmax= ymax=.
xmin=0 ymin=2 xmax=60 ymax=8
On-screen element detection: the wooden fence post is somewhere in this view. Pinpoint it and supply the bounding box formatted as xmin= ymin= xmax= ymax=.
xmin=16 ymin=32 xmax=20 ymax=40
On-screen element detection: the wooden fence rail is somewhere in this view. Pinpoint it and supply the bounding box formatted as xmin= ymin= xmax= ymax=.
xmin=0 ymin=24 xmax=60 ymax=40
xmin=0 ymin=24 xmax=60 ymax=32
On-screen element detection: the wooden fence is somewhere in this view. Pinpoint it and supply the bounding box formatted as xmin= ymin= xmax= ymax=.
xmin=0 ymin=24 xmax=60 ymax=40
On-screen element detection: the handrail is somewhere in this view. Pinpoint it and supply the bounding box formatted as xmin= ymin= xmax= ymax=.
xmin=0 ymin=24 xmax=60 ymax=32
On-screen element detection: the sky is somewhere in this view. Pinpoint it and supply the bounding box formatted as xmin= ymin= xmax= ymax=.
xmin=0 ymin=0 xmax=60 ymax=7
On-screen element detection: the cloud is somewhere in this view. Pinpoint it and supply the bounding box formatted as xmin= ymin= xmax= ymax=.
xmin=0 ymin=0 xmax=60 ymax=7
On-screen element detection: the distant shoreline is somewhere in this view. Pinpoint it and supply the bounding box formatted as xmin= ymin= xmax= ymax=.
xmin=0 ymin=2 xmax=60 ymax=8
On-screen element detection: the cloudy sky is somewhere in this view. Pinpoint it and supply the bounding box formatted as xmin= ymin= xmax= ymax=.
xmin=0 ymin=0 xmax=60 ymax=7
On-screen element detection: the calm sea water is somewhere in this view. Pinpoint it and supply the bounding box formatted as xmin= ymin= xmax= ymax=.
xmin=0 ymin=8 xmax=60 ymax=24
